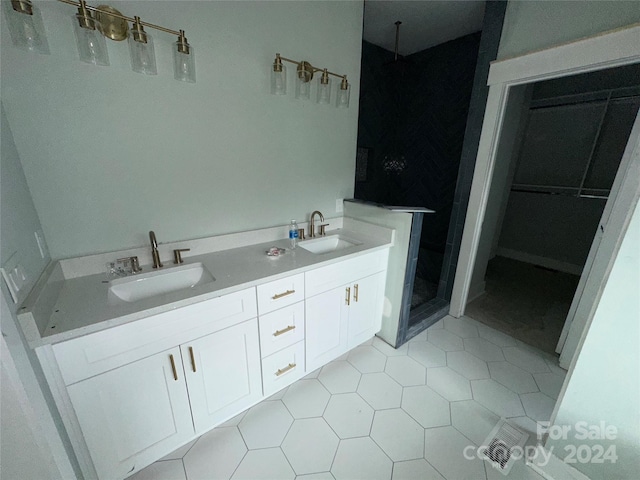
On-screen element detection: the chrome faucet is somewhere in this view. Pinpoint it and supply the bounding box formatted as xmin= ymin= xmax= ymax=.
xmin=309 ymin=210 xmax=325 ymax=238
xmin=149 ymin=231 xmax=163 ymax=269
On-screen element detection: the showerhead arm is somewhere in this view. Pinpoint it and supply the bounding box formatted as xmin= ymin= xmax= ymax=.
xmin=394 ymin=21 xmax=401 ymax=61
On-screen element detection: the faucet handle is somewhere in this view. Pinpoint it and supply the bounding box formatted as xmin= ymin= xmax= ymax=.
xmin=173 ymin=248 xmax=190 ymax=264
xmin=319 ymin=223 xmax=329 ymax=236
xmin=297 ymin=228 xmax=306 ymax=241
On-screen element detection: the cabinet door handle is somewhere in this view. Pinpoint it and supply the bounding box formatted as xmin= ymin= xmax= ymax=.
xmin=354 ymin=283 xmax=359 ymax=302
xmin=169 ymin=354 xmax=178 ymax=381
xmin=272 ymin=289 xmax=295 ymax=300
xmin=189 ymin=347 xmax=197 ymax=373
xmin=275 ymin=363 xmax=296 ymax=376
xmin=273 ymin=325 xmax=296 ymax=337
xmin=345 ymin=286 xmax=351 ymax=306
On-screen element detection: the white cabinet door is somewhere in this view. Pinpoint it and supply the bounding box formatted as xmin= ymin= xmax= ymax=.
xmin=182 ymin=319 xmax=262 ymax=433
xmin=347 ymin=272 xmax=386 ymax=349
xmin=305 ymin=285 xmax=349 ymax=372
xmin=67 ymin=347 xmax=194 ymax=480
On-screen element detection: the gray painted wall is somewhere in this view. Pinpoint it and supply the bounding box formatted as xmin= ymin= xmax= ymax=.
xmin=498 ymin=0 xmax=640 ymax=60
xmin=1 ymin=1 xmax=364 ymax=259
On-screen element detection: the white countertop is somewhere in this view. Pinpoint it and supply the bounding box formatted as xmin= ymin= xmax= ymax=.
xmin=19 ymin=220 xmax=393 ymax=347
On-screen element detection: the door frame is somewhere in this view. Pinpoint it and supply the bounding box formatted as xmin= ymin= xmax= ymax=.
xmin=449 ymin=25 xmax=640 ymax=368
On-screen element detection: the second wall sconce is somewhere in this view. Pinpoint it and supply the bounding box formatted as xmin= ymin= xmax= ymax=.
xmin=271 ymin=53 xmax=350 ymax=108
xmin=5 ymin=0 xmax=196 ymax=83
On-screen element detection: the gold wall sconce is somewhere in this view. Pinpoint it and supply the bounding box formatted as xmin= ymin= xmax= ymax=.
xmin=5 ymin=0 xmax=196 ymax=83
xmin=271 ymin=53 xmax=351 ymax=108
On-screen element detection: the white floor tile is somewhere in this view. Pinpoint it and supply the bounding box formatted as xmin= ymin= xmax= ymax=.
xmin=427 ymin=367 xmax=473 ymax=401
xmin=430 ymin=318 xmax=445 ymax=329
xmin=489 ymin=361 xmax=539 ymax=394
xmin=471 ymin=379 xmax=525 ymax=418
xmin=295 ymin=473 xmax=335 ymax=480
xmin=385 ymin=355 xmax=426 ymax=386
xmin=408 ymin=341 xmax=447 ymax=368
xmin=282 ymin=418 xmax=339 ymax=475
xmin=282 ymin=379 xmax=331 ymax=418
xmin=520 ymin=392 xmax=556 ymax=422
xmin=463 ymin=337 xmax=505 ymax=362
xmin=503 ymin=347 xmax=551 ymax=374
xmin=231 ymin=448 xmax=294 ymax=480
xmin=347 ymin=345 xmax=387 ymax=373
xmin=408 ymin=330 xmax=428 ymax=342
xmin=303 ymin=368 xmax=321 ymax=380
xmin=544 ymin=357 xmax=567 ymax=376
xmin=238 ymin=401 xmax=293 ymax=449
xmin=401 ymin=385 xmax=450 ymax=428
xmin=424 ymin=426 xmax=487 ymax=480
xmin=533 ymin=372 xmax=565 ymax=399
xmin=183 ymin=427 xmax=247 ymax=480
xmin=451 ymin=399 xmax=500 ymax=446
xmin=323 ymin=393 xmax=374 ymax=439
xmin=160 ymin=439 xmax=196 ymax=460
xmin=476 ymin=323 xmax=519 ymax=347
xmin=428 ymin=329 xmax=464 ymax=351
xmin=447 ymin=351 xmax=490 ymax=380
xmin=444 ymin=317 xmax=480 ymax=338
xmin=357 ymin=372 xmax=403 ymax=410
xmin=218 ymin=410 xmax=248 ymax=428
xmin=371 ymin=409 xmax=424 ymax=461
xmin=331 ymin=437 xmax=393 ymax=480
xmin=129 ymin=460 xmax=186 ymax=480
xmin=372 ymin=336 xmax=408 ymax=356
xmin=318 ymin=361 xmax=361 ymax=394
xmin=391 ymin=459 xmax=445 ymax=480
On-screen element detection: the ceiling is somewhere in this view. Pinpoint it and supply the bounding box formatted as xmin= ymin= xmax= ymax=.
xmin=363 ymin=1 xmax=486 ymax=56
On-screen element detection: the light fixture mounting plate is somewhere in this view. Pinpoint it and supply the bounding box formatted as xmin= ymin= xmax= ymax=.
xmin=95 ymin=5 xmax=128 ymax=41
xmin=297 ymin=61 xmax=314 ymax=83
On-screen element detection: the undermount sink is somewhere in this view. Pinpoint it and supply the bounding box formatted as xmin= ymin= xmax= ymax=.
xmin=108 ymin=262 xmax=215 ymax=303
xmin=298 ymin=234 xmax=361 ymax=255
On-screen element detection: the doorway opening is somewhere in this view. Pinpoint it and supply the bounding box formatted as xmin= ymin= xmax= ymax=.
xmin=465 ymin=65 xmax=640 ymax=354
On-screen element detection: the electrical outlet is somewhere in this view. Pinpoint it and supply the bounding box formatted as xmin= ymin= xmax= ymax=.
xmin=336 ymin=198 xmax=344 ymax=213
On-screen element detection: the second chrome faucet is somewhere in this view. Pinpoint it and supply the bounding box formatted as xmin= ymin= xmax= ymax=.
xmin=309 ymin=210 xmax=329 ymax=238
xmin=149 ymin=230 xmax=163 ymax=268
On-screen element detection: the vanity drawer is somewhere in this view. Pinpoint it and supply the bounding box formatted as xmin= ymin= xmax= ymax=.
xmin=256 ymin=273 xmax=304 ymax=315
xmin=261 ymin=340 xmax=305 ymax=397
xmin=53 ymin=287 xmax=257 ymax=385
xmin=258 ymin=302 xmax=305 ymax=358
xmin=305 ymin=250 xmax=388 ymax=297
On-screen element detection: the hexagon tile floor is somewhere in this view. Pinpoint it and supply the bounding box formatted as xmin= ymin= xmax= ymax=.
xmin=131 ymin=315 xmax=567 ymax=480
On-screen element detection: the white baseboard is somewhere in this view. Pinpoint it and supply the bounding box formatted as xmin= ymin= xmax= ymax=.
xmin=526 ymin=445 xmax=591 ymax=480
xmin=496 ymin=248 xmax=584 ymax=276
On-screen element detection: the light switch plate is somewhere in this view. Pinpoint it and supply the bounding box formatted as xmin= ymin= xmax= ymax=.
xmin=336 ymin=198 xmax=344 ymax=213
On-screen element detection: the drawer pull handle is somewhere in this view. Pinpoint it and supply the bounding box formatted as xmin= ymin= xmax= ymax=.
xmin=272 ymin=289 xmax=295 ymax=300
xmin=169 ymin=354 xmax=178 ymax=381
xmin=273 ymin=325 xmax=296 ymax=337
xmin=345 ymin=286 xmax=351 ymax=306
xmin=189 ymin=347 xmax=197 ymax=373
xmin=354 ymin=283 xmax=359 ymax=302
xmin=276 ymin=363 xmax=296 ymax=376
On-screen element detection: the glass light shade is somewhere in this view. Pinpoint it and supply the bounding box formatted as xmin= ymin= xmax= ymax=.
xmin=173 ymin=45 xmax=196 ymax=83
xmin=73 ymin=14 xmax=109 ymax=66
xmin=317 ymin=77 xmax=332 ymax=104
xmin=295 ymin=76 xmax=311 ymax=100
xmin=336 ymin=84 xmax=351 ymax=108
xmin=270 ymin=64 xmax=287 ymax=95
xmin=128 ymin=32 xmax=157 ymax=75
xmin=4 ymin=2 xmax=49 ymax=54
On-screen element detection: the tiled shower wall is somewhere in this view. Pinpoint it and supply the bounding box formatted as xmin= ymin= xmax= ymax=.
xmin=355 ymin=1 xmax=507 ymax=298
xmin=356 ymin=32 xmax=480 ymax=287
